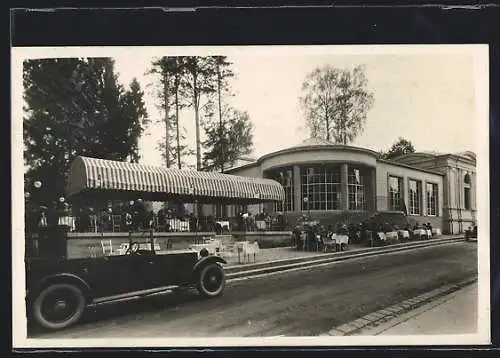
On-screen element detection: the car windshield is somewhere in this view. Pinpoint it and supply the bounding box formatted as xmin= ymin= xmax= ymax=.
xmin=112 ymin=236 xmax=159 ymax=256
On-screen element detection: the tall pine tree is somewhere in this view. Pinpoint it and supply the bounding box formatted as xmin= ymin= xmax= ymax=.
xmin=23 ymin=57 xmax=148 ymax=208
xmin=202 ymin=109 xmax=254 ymax=172
xmin=148 ymin=56 xmax=194 ymax=169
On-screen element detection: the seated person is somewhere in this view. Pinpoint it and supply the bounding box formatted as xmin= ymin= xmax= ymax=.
xmin=188 ymin=213 xmax=198 ymax=232
xmin=96 ymin=208 xmax=109 ymax=232
xmin=336 ymin=223 xmax=348 ymax=236
xmin=275 ymin=212 xmax=285 ymax=231
xmin=75 ymin=209 xmax=90 ymax=232
xmin=157 ymin=209 xmax=166 ymax=230
xmin=316 ymin=226 xmax=325 ymax=250
xmin=358 ymin=221 xmax=368 ymax=241
xmin=122 ymin=211 xmax=133 ymax=231
xmin=382 ymin=222 xmax=393 ymax=233
xmin=306 ymin=226 xmax=316 ymax=251
xmin=326 ymin=225 xmax=334 ymax=239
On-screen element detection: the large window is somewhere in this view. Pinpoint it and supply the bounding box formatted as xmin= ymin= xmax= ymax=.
xmin=408 ymin=179 xmax=422 ymax=215
xmin=426 ymin=182 xmax=438 ymax=216
xmin=464 ymin=173 xmax=471 ymax=210
xmin=348 ymin=168 xmax=366 ymax=210
xmin=267 ymin=168 xmax=294 ymax=212
xmin=389 ymin=176 xmax=403 ymax=211
xmin=301 ymin=165 xmax=341 ymax=211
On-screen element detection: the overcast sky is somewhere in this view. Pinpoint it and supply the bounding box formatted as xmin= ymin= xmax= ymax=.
xmin=14 ymin=45 xmax=485 ymax=169
xmin=112 ymin=49 xmax=479 ymax=168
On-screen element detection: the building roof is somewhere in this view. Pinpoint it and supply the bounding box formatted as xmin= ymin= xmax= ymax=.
xmin=259 ymin=138 xmax=380 ymax=160
xmin=292 ymin=137 xmax=338 ymax=147
xmin=392 ymin=150 xmax=476 ymax=164
xmin=377 ymin=158 xmax=445 ymax=176
xmin=226 ymin=137 xmax=471 ymax=175
xmin=454 ymin=151 xmax=476 ymax=162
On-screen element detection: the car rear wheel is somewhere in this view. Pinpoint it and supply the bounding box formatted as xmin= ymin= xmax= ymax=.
xmin=32 ymin=283 xmax=86 ymax=331
xmin=196 ymin=263 xmax=226 ymax=298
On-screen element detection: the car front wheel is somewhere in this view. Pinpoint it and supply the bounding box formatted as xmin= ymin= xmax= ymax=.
xmin=196 ymin=263 xmax=226 ymax=298
xmin=32 ymin=283 xmax=86 ymax=331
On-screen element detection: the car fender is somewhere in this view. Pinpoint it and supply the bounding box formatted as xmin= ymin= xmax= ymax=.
xmin=29 ymin=273 xmax=92 ymax=302
xmin=192 ymin=256 xmax=227 ymax=275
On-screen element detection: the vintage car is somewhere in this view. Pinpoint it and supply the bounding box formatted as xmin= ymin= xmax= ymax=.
xmin=465 ymin=224 xmax=478 ymax=241
xmin=25 ymin=227 xmax=227 ymax=331
xmin=25 ymin=156 xmax=286 ymax=331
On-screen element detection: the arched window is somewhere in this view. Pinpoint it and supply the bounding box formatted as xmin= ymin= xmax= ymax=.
xmin=464 ymin=173 xmax=471 ymax=210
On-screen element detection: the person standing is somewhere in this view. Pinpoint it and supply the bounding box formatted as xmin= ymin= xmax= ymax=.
xmin=38 ymin=206 xmax=48 ymax=228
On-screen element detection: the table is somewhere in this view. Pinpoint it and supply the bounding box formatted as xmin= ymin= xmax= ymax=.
xmin=413 ymin=229 xmax=431 ymax=238
xmin=377 ymin=232 xmax=387 ymax=241
xmin=398 ymin=230 xmax=410 ymax=239
xmin=234 ymin=241 xmax=260 ymax=263
xmin=256 ymin=220 xmax=267 ymax=230
xmin=332 ymin=234 xmax=349 ymax=244
xmin=58 ymin=216 xmax=76 ymax=231
xmin=432 ymin=228 xmax=442 ymax=236
xmin=385 ymin=231 xmax=399 ymax=242
xmin=168 ymin=219 xmax=190 ymax=232
xmin=216 ymin=221 xmax=230 ymax=231
xmin=323 ymin=234 xmax=349 ymax=252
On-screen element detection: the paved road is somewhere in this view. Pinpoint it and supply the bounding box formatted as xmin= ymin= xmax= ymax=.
xmin=30 ymin=241 xmax=477 ymax=338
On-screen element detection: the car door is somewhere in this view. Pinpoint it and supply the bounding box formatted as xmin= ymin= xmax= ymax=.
xmin=81 ymin=254 xmax=146 ymax=299
xmin=153 ymin=251 xmax=198 ymax=286
xmin=127 ymin=250 xmax=163 ymax=290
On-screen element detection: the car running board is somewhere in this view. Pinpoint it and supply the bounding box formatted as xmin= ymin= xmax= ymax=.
xmin=91 ymin=285 xmax=182 ymax=306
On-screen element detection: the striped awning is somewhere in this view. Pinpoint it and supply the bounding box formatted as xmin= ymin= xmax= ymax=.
xmin=66 ymin=156 xmax=284 ymax=203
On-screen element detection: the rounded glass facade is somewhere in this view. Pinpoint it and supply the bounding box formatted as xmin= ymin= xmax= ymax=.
xmin=266 ymin=167 xmax=294 ymax=212
xmin=300 ymin=165 xmax=341 ymax=211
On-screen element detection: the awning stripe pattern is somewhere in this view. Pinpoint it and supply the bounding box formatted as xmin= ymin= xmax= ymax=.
xmin=67 ymin=156 xmax=284 ymax=202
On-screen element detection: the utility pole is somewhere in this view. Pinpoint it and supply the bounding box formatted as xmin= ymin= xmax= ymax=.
xmin=217 ymin=60 xmax=224 ymax=174
xmin=217 ymin=59 xmax=225 ymax=219
xmin=163 ymin=71 xmax=171 ymax=168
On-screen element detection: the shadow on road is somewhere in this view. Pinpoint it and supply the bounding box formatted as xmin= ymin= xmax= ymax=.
xmin=27 ymin=289 xmax=204 ymax=337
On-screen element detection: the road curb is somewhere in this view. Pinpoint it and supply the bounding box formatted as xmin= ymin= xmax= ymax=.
xmin=226 ymin=237 xmax=464 ymax=280
xmin=324 ymin=277 xmax=478 ymax=336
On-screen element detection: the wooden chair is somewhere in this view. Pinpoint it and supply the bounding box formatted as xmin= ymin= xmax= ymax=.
xmin=89 ymin=215 xmax=98 ymax=233
xmin=112 ymin=215 xmax=122 ymax=232
xmin=431 ymin=228 xmax=442 ymax=237
xmin=219 ymin=235 xmax=237 ymax=260
xmin=243 ymin=241 xmax=260 ymax=262
xmin=88 ymin=244 xmax=104 ymax=258
xmin=100 ymin=239 xmax=114 ymax=256
xmin=256 ymin=220 xmax=266 ymax=231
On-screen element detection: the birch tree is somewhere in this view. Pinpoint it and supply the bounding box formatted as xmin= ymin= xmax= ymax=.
xmin=300 ymin=65 xmax=374 ymax=145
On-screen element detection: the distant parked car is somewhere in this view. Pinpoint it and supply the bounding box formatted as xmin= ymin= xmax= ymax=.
xmin=465 ymin=224 xmax=478 ymax=241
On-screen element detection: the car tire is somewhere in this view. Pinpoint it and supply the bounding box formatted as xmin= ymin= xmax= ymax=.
xmin=196 ymin=263 xmax=226 ymax=298
xmin=32 ymin=283 xmax=86 ymax=331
